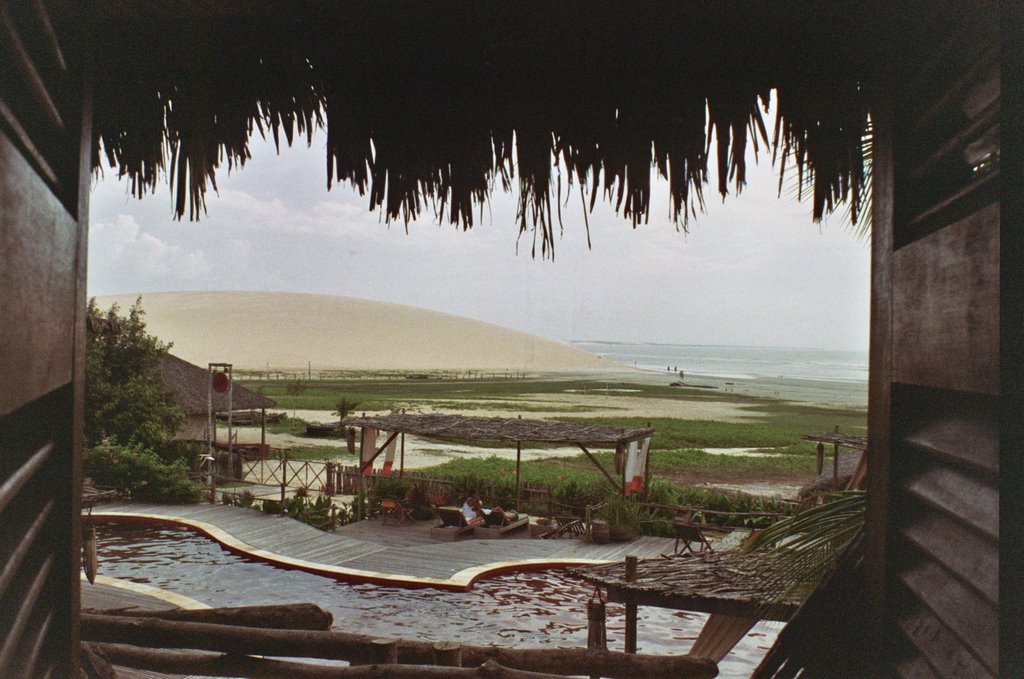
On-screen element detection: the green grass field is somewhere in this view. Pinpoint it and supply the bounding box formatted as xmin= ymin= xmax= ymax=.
xmin=247 ymin=376 xmax=864 ymax=487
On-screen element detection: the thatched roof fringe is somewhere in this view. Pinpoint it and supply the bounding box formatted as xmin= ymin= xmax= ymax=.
xmin=340 ymin=413 xmax=653 ymax=447
xmin=91 ymin=7 xmax=876 ymax=256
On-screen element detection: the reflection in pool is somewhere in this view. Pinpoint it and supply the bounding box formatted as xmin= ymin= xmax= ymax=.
xmin=95 ymin=523 xmax=777 ymax=676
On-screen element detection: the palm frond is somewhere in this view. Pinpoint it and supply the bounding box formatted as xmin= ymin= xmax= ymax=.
xmin=740 ymin=491 xmax=866 ymax=619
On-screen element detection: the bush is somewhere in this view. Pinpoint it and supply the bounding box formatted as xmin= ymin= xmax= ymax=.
xmin=598 ymin=495 xmax=643 ymax=541
xmin=85 ymin=443 xmax=202 ymax=503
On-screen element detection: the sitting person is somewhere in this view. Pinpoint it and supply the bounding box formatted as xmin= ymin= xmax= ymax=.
xmin=462 ymin=490 xmax=518 ymax=526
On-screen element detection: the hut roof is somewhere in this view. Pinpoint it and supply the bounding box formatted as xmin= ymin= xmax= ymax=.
xmin=341 ymin=413 xmax=652 ymax=447
xmin=157 ymin=353 xmax=276 ymax=415
xmin=86 ymin=2 xmax=887 ymax=255
xmin=569 ymin=550 xmax=804 ymax=621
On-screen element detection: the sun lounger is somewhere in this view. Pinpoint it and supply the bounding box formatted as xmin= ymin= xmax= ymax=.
xmin=474 ymin=514 xmax=529 ymax=538
xmin=673 ymin=509 xmax=714 ymax=554
xmin=429 ymin=506 xmax=479 ymax=540
xmin=539 ymin=515 xmax=586 ymax=539
xmin=378 ymin=498 xmax=413 ymax=525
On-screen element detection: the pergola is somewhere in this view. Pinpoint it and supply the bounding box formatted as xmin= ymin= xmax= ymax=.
xmin=342 ymin=413 xmax=655 ymax=509
xmin=571 ymin=550 xmax=804 ymax=665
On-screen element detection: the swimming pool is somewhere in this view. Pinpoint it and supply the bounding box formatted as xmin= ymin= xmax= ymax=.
xmin=95 ymin=523 xmax=777 ymax=677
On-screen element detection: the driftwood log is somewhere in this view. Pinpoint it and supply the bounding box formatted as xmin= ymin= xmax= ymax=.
xmin=81 ymin=614 xmax=718 ymax=679
xmin=89 ymin=644 xmax=567 ymax=679
xmin=81 ymin=603 xmax=333 ymax=630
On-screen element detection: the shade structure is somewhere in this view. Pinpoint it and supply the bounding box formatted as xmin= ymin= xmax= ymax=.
xmin=87 ymin=1 xmax=882 ymax=255
xmin=342 ymin=413 xmax=653 ymax=448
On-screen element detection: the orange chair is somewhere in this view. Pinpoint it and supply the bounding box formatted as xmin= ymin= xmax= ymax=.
xmin=379 ymin=498 xmax=413 ymax=525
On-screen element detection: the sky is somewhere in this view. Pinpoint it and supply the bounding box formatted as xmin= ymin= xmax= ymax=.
xmin=87 ymin=121 xmax=871 ymax=352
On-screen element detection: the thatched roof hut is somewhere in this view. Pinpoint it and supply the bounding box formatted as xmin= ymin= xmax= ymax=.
xmin=157 ymin=353 xmax=275 ymax=417
xmin=157 ymin=354 xmax=275 ymax=441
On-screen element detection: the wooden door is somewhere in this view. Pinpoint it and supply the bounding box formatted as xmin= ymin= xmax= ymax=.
xmin=0 ymin=3 xmax=90 ymax=676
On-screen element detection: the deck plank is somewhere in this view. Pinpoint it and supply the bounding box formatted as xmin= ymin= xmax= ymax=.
xmin=93 ymin=503 xmax=679 ymax=588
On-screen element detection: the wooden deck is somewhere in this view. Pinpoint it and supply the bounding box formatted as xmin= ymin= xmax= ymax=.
xmin=91 ymin=503 xmax=679 ymax=591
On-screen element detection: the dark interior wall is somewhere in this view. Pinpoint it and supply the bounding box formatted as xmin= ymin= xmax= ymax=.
xmin=0 ymin=3 xmax=90 ymax=676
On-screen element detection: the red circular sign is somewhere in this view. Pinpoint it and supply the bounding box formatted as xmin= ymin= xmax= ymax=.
xmin=212 ymin=372 xmax=230 ymax=393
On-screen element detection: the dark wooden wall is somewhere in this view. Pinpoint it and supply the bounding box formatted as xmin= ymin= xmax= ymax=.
xmin=866 ymin=3 xmax=1002 ymax=676
xmin=0 ymin=2 xmax=89 ymax=676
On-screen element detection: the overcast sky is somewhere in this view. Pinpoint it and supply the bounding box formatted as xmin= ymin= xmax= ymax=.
xmin=88 ymin=122 xmax=871 ymax=351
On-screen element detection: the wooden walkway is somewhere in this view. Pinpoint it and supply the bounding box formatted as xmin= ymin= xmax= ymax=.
xmin=91 ymin=503 xmax=679 ymax=591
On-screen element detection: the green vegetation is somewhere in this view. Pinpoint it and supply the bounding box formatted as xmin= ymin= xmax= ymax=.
xmin=85 ymin=443 xmax=202 ymax=503
xmin=85 ymin=298 xmax=184 ymax=452
xmin=239 ymin=377 xmax=760 ymax=412
xmin=84 ymin=299 xmax=201 ymax=503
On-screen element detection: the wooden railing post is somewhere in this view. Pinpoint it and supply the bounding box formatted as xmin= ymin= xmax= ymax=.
xmin=624 ymin=555 xmax=638 ymax=654
xmin=432 ymin=640 xmax=462 ymax=667
xmin=280 ymin=454 xmax=288 ymax=505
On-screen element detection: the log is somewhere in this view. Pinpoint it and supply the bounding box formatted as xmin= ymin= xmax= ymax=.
xmin=89 ymin=643 xmax=571 ymax=679
xmin=81 ymin=615 xmax=718 ymax=679
xmin=433 ymin=640 xmax=462 ymax=667
xmin=80 ymin=642 xmax=117 ymax=679
xmin=82 ymin=603 xmax=333 ymax=630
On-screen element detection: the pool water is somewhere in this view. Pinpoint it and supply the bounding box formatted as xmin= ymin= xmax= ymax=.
xmin=95 ymin=524 xmax=777 ymax=677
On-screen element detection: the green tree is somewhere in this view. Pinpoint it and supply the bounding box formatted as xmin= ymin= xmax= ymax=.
xmin=85 ymin=297 xmax=184 ymax=452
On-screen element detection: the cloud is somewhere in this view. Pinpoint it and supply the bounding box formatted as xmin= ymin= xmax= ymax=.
xmin=88 ymin=214 xmax=210 ymax=292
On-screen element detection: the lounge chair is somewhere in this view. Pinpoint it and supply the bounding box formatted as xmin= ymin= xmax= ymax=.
xmin=673 ymin=509 xmax=713 ymax=554
xmin=430 ymin=506 xmax=479 ymax=540
xmin=539 ymin=515 xmax=586 ymax=539
xmin=379 ymin=498 xmax=413 ymax=525
xmin=475 ymin=512 xmax=529 ymax=537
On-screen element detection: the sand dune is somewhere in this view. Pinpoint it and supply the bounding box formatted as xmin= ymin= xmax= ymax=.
xmin=93 ymin=291 xmax=619 ymax=372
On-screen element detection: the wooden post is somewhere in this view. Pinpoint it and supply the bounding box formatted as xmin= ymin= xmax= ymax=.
xmin=832 ymin=425 xmax=840 ymax=488
xmin=280 ymin=453 xmax=288 ymax=505
xmin=260 ymin=407 xmax=266 ymax=451
xmin=431 ymin=641 xmax=462 ymax=667
xmin=370 ymin=639 xmax=397 ymax=665
xmin=642 ymin=423 xmax=652 ymax=502
xmin=624 ymin=556 xmax=638 ymax=654
xmin=816 ymin=442 xmax=825 ymax=475
xmin=587 ymin=595 xmax=608 ymax=679
xmin=399 ymin=431 xmax=405 ymax=479
xmin=515 ymin=440 xmax=522 ymax=512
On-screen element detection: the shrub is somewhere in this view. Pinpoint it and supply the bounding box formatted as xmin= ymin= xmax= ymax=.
xmin=598 ymin=495 xmax=644 ymax=541
xmin=84 ymin=443 xmax=201 ymax=503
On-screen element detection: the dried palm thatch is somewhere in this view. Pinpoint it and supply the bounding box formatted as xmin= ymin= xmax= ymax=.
xmin=157 ymin=354 xmax=275 ymax=415
xmin=341 ymin=413 xmax=652 ymax=447
xmin=89 ymin=2 xmax=879 ymax=256
xmin=569 ymin=549 xmax=804 ymax=621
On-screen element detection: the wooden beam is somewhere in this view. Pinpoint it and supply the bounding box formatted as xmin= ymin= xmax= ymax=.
xmin=689 ymin=614 xmax=757 ymax=663
xmin=602 ymin=586 xmax=796 ymax=622
xmin=578 ymin=445 xmax=622 ymax=495
xmin=87 ymin=644 xmax=572 ymax=679
xmin=624 ymin=556 xmax=638 ymax=654
xmin=81 ymin=604 xmax=333 ymax=631
xmin=80 ymin=615 xmax=717 ymax=679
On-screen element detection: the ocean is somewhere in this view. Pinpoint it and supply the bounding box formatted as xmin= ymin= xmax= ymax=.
xmin=569 ymin=341 xmax=869 ymax=384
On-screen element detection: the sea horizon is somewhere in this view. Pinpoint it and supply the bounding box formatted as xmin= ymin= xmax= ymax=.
xmin=569 ymin=340 xmax=869 ymax=385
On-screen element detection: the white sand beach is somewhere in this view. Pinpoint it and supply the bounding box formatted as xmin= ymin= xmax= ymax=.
xmin=94 ymin=291 xmax=618 ymax=373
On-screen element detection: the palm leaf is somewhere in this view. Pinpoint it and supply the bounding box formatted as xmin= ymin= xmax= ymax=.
xmin=740 ymin=491 xmax=866 ymax=619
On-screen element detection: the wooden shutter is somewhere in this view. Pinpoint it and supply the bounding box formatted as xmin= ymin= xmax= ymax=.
xmin=0 ymin=2 xmax=89 ymax=677
xmin=867 ymin=4 xmax=1001 ymax=676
